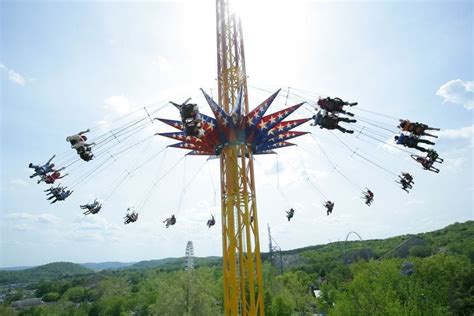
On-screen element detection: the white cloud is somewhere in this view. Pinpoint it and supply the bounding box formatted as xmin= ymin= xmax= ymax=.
xmin=12 ymin=224 xmax=29 ymax=232
xmin=407 ymin=199 xmax=425 ymax=206
xmin=152 ymin=55 xmax=173 ymax=73
xmin=69 ymin=215 xmax=123 ymax=243
xmin=104 ymin=96 xmax=136 ymax=114
xmin=438 ymin=125 xmax=473 ymax=140
xmin=443 ymin=157 xmax=467 ymax=171
xmin=5 ymin=212 xmax=60 ymax=226
xmin=0 ymin=63 xmax=30 ymax=86
xmin=9 ymin=178 xmax=28 ymax=188
xmin=37 ymin=214 xmax=60 ymax=225
xmin=436 ymin=79 xmax=474 ymax=110
xmin=5 ymin=213 xmax=35 ymax=221
xmin=8 ymin=70 xmax=26 ymax=86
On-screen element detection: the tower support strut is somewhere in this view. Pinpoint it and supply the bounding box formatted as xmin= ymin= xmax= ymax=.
xmin=216 ymin=0 xmax=264 ymax=314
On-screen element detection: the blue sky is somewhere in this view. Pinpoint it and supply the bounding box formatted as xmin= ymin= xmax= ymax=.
xmin=1 ymin=0 xmax=472 ymax=267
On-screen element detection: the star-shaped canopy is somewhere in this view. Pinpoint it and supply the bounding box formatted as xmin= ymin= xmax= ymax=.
xmin=156 ymin=89 xmax=311 ymax=156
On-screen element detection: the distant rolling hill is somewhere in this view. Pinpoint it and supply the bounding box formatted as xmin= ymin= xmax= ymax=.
xmin=129 ymin=256 xmax=221 ymax=270
xmin=1 ymin=221 xmax=471 ymax=285
xmin=0 ymin=266 xmax=36 ymax=271
xmin=80 ymin=261 xmax=136 ymax=271
xmin=262 ymin=220 xmax=474 ymax=272
xmin=0 ymin=262 xmax=93 ymax=285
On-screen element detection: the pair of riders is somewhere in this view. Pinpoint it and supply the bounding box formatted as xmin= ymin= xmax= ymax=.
xmin=124 ymin=208 xmax=139 ymax=224
xmin=45 ymin=185 xmax=73 ymax=204
xmin=324 ymin=201 xmax=335 ymax=215
xmin=81 ymin=199 xmax=102 ymax=215
xmin=317 ymin=96 xmax=357 ymax=116
xmin=395 ymin=120 xmax=440 ymax=152
xmin=37 ymin=171 xmax=68 ymax=184
xmin=398 ymin=119 xmax=440 ymax=138
xmin=164 ymin=214 xmax=176 ymax=228
xmin=411 ymin=149 xmax=443 ymax=173
xmin=67 ymin=129 xmax=95 ymax=161
xmin=171 ymin=99 xmax=204 ymax=138
xmin=312 ymin=110 xmax=357 ymax=134
xmin=363 ymin=189 xmax=374 ymax=206
xmin=396 ymin=172 xmax=414 ymax=193
xmin=123 ymin=212 xmax=209 ymax=228
xmin=312 ymin=97 xmax=358 ymax=134
xmin=394 ymin=133 xmax=436 ymax=152
xmin=286 ymin=202 xmax=333 ymax=219
xmin=29 ymin=155 xmax=67 ymax=184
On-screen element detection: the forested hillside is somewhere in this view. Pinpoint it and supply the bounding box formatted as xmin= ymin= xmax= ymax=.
xmin=79 ymin=262 xmax=136 ymax=271
xmin=1 ymin=221 xmax=472 ymax=315
xmin=0 ymin=262 xmax=93 ymax=285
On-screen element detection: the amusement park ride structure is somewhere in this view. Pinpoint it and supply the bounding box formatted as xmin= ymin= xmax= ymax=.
xmin=24 ymin=0 xmax=444 ymax=314
xmin=157 ymin=0 xmax=310 ymax=314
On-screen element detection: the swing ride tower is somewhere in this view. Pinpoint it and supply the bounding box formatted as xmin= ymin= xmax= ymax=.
xmin=158 ymin=0 xmax=311 ymax=314
xmin=215 ymin=1 xmax=264 ymax=315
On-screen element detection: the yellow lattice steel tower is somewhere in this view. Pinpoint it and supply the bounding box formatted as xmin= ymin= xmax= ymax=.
xmin=158 ymin=1 xmax=310 ymax=314
xmin=216 ymin=0 xmax=264 ymax=315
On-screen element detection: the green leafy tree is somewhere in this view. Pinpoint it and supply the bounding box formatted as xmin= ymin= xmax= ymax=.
xmin=326 ymin=254 xmax=472 ymax=315
xmin=0 ymin=306 xmax=15 ymax=316
xmin=42 ymin=292 xmax=60 ymax=302
xmin=409 ymin=245 xmax=432 ymax=258
xmin=62 ymin=286 xmax=86 ymax=303
xmin=271 ymin=291 xmax=294 ymax=316
xmin=276 ymin=270 xmax=314 ymax=314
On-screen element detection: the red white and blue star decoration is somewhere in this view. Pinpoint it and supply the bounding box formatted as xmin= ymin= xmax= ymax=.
xmin=156 ymin=89 xmax=311 ymax=156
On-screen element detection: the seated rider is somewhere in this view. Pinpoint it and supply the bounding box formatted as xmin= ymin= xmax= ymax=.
xmin=426 ymin=149 xmax=443 ymax=163
xmin=364 ymin=189 xmax=374 ymax=206
xmin=394 ymin=133 xmax=435 ymax=152
xmin=66 ymin=129 xmax=90 ymax=147
xmin=396 ymin=177 xmax=412 ymax=193
xmin=399 ymin=176 xmax=412 ymax=188
xmin=83 ymin=204 xmax=102 ymax=215
xmin=175 ymin=101 xmax=203 ymax=137
xmin=84 ymin=207 xmax=101 ymax=215
xmin=183 ymin=118 xmax=203 ymax=137
xmin=412 ymin=155 xmax=440 ymax=173
xmin=29 ymin=155 xmax=64 ymax=178
xmin=79 ymin=149 xmax=94 ymax=161
xmin=324 ymin=201 xmax=335 ymax=216
xmin=207 ymin=215 xmax=216 ymax=228
xmin=45 ymin=185 xmax=62 ymax=197
xmin=398 ymin=120 xmax=414 ymax=132
xmin=311 ymin=110 xmax=356 ymax=134
xmin=81 ymin=199 xmax=102 ymax=215
xmin=286 ymin=208 xmax=295 ymax=221
xmin=164 ymin=215 xmax=176 ymax=228
xmin=49 ymin=188 xmax=73 ymax=204
xmin=398 ymin=120 xmax=440 ymax=138
xmin=401 ymin=172 xmax=414 ymax=184
xmin=317 ymin=97 xmax=357 ymax=116
xmin=37 ymin=171 xmax=68 ymax=184
xmin=67 ymin=129 xmax=96 ymax=154
xmin=124 ymin=208 xmax=139 ymax=224
xmin=180 ymin=103 xmax=199 ymax=120
xmin=76 ymin=141 xmax=96 ymax=155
